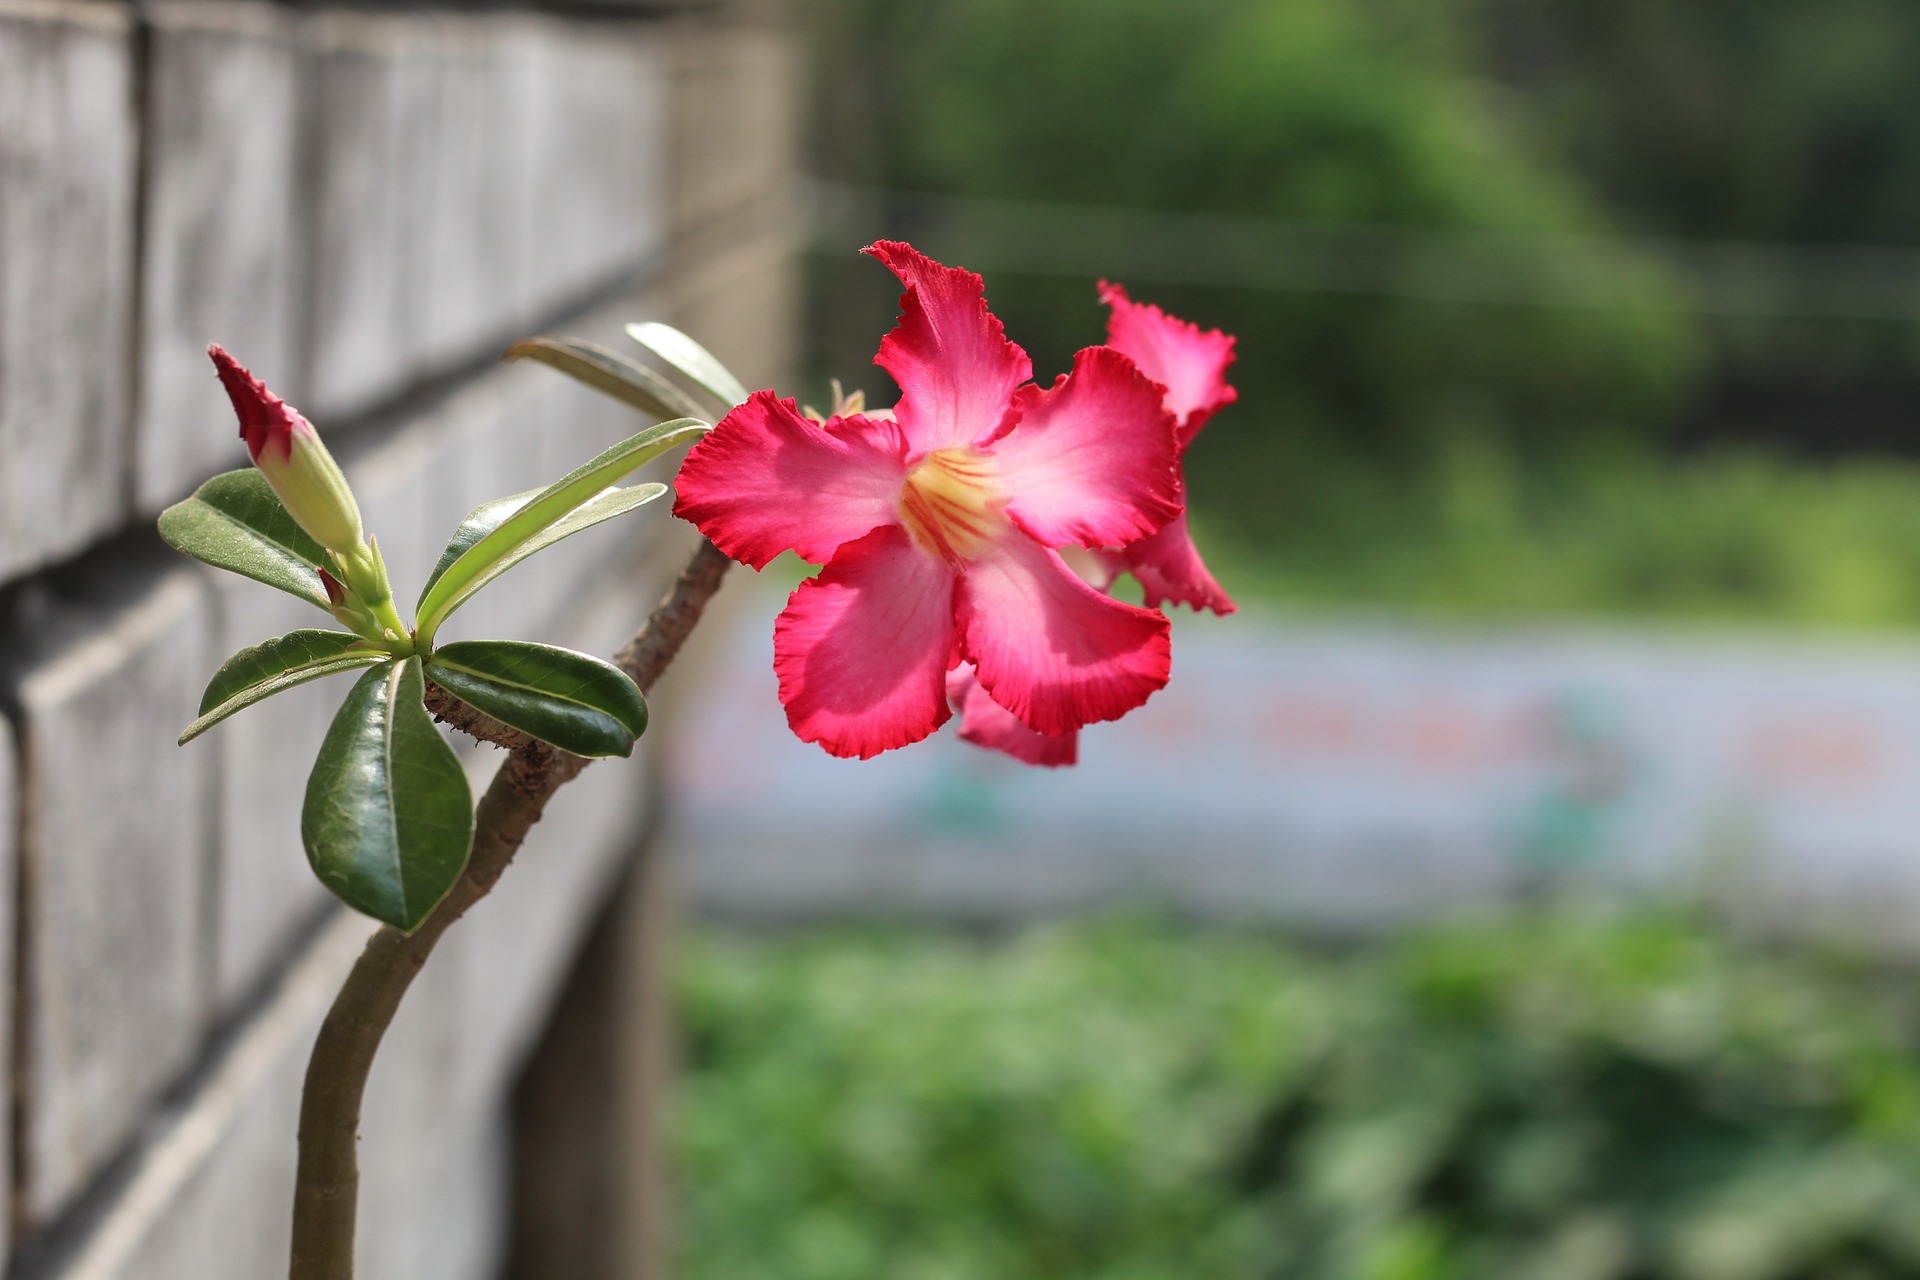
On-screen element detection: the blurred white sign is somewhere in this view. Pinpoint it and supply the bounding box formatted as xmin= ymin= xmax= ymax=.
xmin=670 ymin=596 xmax=1920 ymax=942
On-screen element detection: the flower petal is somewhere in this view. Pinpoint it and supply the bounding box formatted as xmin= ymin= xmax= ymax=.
xmin=1100 ymin=281 xmax=1238 ymax=443
xmin=1059 ymin=544 xmax=1120 ymax=594
xmin=865 ymin=241 xmax=1032 ymax=455
xmin=947 ymin=665 xmax=1078 ymax=767
xmin=1114 ymin=507 xmax=1236 ymax=615
xmin=993 ymin=345 xmax=1180 ymax=549
xmin=775 ymin=525 xmax=957 ymax=758
xmin=958 ymin=533 xmax=1170 ymax=735
xmin=674 ymin=390 xmax=910 ymax=569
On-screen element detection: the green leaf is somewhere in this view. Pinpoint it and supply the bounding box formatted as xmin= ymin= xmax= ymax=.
xmin=626 ymin=321 xmax=750 ymax=409
xmin=505 ymin=336 xmax=711 ymax=422
xmin=414 ymin=417 xmax=705 ymax=646
xmin=417 ymin=482 xmax=668 ymax=611
xmin=426 ymin=640 xmax=647 ymax=758
xmin=180 ymin=629 xmax=386 ymax=744
xmin=158 ymin=469 xmax=331 ymax=608
xmin=302 ymin=658 xmax=474 ymax=931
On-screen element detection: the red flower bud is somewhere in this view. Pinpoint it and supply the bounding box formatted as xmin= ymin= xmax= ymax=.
xmin=208 ymin=345 xmax=366 ymax=555
xmin=210 ymin=344 xmax=307 ymax=464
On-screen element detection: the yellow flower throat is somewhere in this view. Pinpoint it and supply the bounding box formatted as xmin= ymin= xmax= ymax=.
xmin=898 ymin=448 xmax=1007 ymax=563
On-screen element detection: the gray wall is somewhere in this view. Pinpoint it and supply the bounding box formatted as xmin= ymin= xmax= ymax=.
xmin=0 ymin=0 xmax=798 ymax=1274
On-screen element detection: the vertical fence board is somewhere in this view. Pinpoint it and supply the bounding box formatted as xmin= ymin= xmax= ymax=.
xmin=205 ymin=576 xmax=334 ymax=1013
xmin=0 ymin=3 xmax=135 ymax=578
xmin=666 ymin=23 xmax=798 ymax=238
xmin=137 ymin=0 xmax=300 ymax=511
xmin=296 ymin=11 xmax=420 ymax=422
xmin=0 ymin=716 xmax=16 ymax=1272
xmin=13 ymin=567 xmax=213 ymax=1225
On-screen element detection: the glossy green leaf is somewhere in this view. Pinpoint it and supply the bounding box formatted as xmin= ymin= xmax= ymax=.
xmin=505 ymin=336 xmax=710 ymax=421
xmin=420 ymin=490 xmax=534 ymax=602
xmin=158 ymin=469 xmax=330 ymax=608
xmin=426 ymin=641 xmax=647 ymax=758
xmin=302 ymin=658 xmax=474 ymax=932
xmin=626 ymin=321 xmax=750 ymax=409
xmin=417 ymin=482 xmax=668 ymax=612
xmin=414 ymin=417 xmax=705 ymax=647
xmin=180 ymin=629 xmax=387 ymax=744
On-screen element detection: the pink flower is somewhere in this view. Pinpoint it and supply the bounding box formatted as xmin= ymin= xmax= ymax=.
xmin=1095 ymin=282 xmax=1238 ymax=616
xmin=949 ymin=287 xmax=1238 ymax=768
xmin=947 ymin=665 xmax=1079 ymax=767
xmin=209 ymin=344 xmax=365 ymax=556
xmin=674 ymin=242 xmax=1182 ymax=759
xmin=944 ymin=545 xmax=1120 ymax=768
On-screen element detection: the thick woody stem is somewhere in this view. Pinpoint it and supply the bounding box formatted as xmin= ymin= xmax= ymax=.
xmin=422 ymin=681 xmax=533 ymax=750
xmin=289 ymin=540 xmax=732 ymax=1280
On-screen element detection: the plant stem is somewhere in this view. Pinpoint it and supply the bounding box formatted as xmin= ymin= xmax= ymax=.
xmin=289 ymin=539 xmax=733 ymax=1280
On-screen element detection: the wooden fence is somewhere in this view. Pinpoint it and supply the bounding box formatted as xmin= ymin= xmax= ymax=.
xmin=0 ymin=0 xmax=798 ymax=1273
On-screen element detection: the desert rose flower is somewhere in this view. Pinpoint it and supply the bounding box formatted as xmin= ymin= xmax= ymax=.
xmin=949 ymin=289 xmax=1239 ymax=767
xmin=947 ymin=663 xmax=1076 ymax=766
xmin=675 ymin=241 xmax=1182 ymax=759
xmin=210 ymin=344 xmax=365 ymax=556
xmin=944 ymin=545 xmax=1120 ymax=768
xmin=1096 ymin=282 xmax=1238 ymax=616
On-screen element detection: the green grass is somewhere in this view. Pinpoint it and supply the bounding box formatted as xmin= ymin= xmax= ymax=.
xmin=675 ymin=911 xmax=1920 ymax=1280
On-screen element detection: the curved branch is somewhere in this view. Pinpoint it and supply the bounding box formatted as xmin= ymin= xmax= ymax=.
xmin=290 ymin=539 xmax=732 ymax=1280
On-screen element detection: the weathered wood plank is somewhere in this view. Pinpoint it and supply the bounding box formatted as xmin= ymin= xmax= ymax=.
xmin=0 ymin=716 xmax=17 ymax=1271
xmin=665 ymin=22 xmax=799 ymax=238
xmin=509 ymin=845 xmax=675 ymax=1280
xmin=297 ymin=12 xmax=669 ymax=426
xmin=204 ymin=576 xmax=335 ymax=1013
xmin=408 ymin=15 xmax=540 ymax=372
xmin=294 ymin=10 xmax=425 ymax=423
xmin=415 ymin=1115 xmax=513 ymax=1280
xmin=11 ymin=912 xmax=369 ymax=1280
xmin=136 ymin=0 xmax=300 ymax=512
xmin=528 ymin=21 xmax=667 ymax=306
xmin=356 ymin=907 xmax=473 ymax=1278
xmin=659 ymin=225 xmax=800 ymax=397
xmin=0 ymin=2 xmax=135 ymax=580
xmin=11 ymin=564 xmax=214 ymax=1225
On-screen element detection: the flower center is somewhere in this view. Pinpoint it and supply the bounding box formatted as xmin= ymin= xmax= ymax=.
xmin=898 ymin=447 xmax=1008 ymax=563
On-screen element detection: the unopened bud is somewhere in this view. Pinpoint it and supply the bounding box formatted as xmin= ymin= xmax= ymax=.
xmin=317 ymin=564 xmax=386 ymax=641
xmin=210 ymin=345 xmax=366 ymax=555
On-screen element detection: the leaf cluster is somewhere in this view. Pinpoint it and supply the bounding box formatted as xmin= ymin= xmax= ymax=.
xmin=160 ymin=326 xmax=742 ymax=930
xmin=676 ymin=909 xmax=1920 ymax=1280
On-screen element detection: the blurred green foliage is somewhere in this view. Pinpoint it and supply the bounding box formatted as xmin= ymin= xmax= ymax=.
xmin=1477 ymin=0 xmax=1920 ymax=411
xmin=1211 ymin=447 xmax=1920 ymax=628
xmin=676 ymin=912 xmax=1920 ymax=1280
xmin=805 ymin=0 xmax=1920 ymax=621
xmin=1482 ymin=0 xmax=1920 ymax=245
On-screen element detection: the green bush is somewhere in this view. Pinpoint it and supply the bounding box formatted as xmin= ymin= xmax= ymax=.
xmin=676 ymin=911 xmax=1920 ymax=1280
